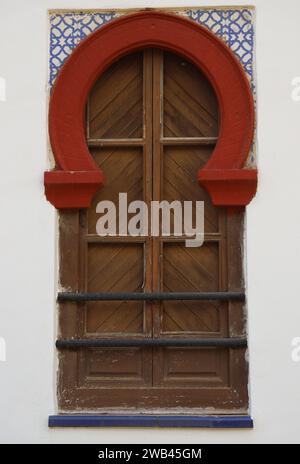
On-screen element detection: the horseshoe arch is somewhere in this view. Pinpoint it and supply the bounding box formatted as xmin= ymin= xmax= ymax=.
xmin=44 ymin=11 xmax=257 ymax=208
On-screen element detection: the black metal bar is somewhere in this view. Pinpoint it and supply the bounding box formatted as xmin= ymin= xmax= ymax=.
xmin=56 ymin=337 xmax=247 ymax=349
xmin=57 ymin=291 xmax=245 ymax=302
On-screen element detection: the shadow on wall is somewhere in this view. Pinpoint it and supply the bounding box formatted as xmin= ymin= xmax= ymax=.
xmin=0 ymin=76 xmax=6 ymax=101
xmin=0 ymin=337 xmax=6 ymax=362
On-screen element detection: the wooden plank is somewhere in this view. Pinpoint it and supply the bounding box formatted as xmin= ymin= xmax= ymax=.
xmin=152 ymin=49 xmax=163 ymax=386
xmin=226 ymin=208 xmax=248 ymax=410
xmin=85 ymin=235 xmax=147 ymax=243
xmin=57 ymin=211 xmax=81 ymax=408
xmin=88 ymin=138 xmax=144 ymax=147
xmin=161 ymin=137 xmax=217 ymax=145
xmin=161 ymin=234 xmax=221 ymax=242
xmin=57 ymin=384 xmax=248 ymax=412
xmin=143 ymin=48 xmax=154 ymax=343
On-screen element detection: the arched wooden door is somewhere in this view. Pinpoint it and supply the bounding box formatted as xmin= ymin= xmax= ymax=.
xmin=58 ymin=48 xmax=247 ymax=412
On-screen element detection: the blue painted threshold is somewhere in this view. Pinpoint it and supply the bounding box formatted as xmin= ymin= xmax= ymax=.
xmin=48 ymin=415 xmax=253 ymax=428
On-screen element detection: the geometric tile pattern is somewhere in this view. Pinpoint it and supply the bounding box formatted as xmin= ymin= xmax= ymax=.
xmin=186 ymin=8 xmax=254 ymax=84
xmin=49 ymin=12 xmax=116 ymax=87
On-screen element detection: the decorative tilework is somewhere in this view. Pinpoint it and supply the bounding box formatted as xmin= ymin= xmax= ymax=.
xmin=49 ymin=12 xmax=117 ymax=87
xmin=48 ymin=8 xmax=256 ymax=166
xmin=186 ymin=9 xmax=254 ymax=84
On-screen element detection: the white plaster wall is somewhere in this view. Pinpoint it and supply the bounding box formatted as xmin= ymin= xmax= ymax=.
xmin=0 ymin=0 xmax=300 ymax=444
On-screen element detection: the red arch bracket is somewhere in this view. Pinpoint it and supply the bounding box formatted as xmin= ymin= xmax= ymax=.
xmin=45 ymin=11 xmax=257 ymax=208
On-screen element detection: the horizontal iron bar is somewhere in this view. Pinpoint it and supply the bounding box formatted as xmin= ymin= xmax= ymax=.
xmin=57 ymin=292 xmax=245 ymax=302
xmin=56 ymin=337 xmax=247 ymax=349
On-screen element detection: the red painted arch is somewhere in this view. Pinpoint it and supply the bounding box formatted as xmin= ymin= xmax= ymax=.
xmin=44 ymin=11 xmax=257 ymax=208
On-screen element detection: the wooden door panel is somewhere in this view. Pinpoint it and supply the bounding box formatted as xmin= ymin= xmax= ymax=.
xmin=81 ymin=241 xmax=151 ymax=388
xmin=163 ymin=51 xmax=219 ymax=137
xmin=86 ymin=243 xmax=144 ymax=334
xmin=161 ymin=301 xmax=220 ymax=333
xmin=155 ymin=347 xmax=229 ymax=387
xmin=163 ymin=146 xmax=219 ymax=233
xmin=88 ymin=51 xmax=143 ymax=139
xmin=79 ymin=347 xmax=152 ymax=387
xmin=160 ymin=242 xmax=226 ymax=333
xmin=163 ymin=242 xmax=220 ymax=292
xmin=88 ymin=147 xmax=143 ymax=233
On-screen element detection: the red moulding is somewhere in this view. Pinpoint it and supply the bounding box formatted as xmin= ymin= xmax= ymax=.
xmin=45 ymin=11 xmax=257 ymax=209
xmin=198 ymin=169 xmax=257 ymax=207
xmin=44 ymin=170 xmax=105 ymax=209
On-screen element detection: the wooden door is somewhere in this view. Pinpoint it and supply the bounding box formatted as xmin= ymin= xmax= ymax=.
xmin=58 ymin=49 xmax=248 ymax=413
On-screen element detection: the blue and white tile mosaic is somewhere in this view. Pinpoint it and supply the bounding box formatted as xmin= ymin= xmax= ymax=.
xmin=49 ymin=12 xmax=117 ymax=88
xmin=49 ymin=8 xmax=256 ymax=165
xmin=186 ymin=9 xmax=254 ymax=84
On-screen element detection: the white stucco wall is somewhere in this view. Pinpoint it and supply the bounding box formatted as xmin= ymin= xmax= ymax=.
xmin=0 ymin=0 xmax=300 ymax=444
